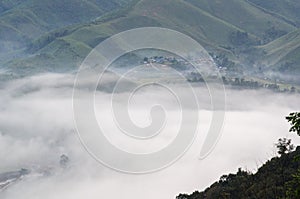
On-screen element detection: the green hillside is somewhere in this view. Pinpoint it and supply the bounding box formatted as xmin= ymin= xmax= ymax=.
xmin=4 ymin=0 xmax=299 ymax=75
xmin=185 ymin=0 xmax=295 ymax=39
xmin=247 ymin=0 xmax=300 ymax=26
xmin=0 ymin=0 xmax=131 ymax=62
xmin=1 ymin=0 xmax=300 ymax=80
xmin=258 ymin=29 xmax=300 ymax=74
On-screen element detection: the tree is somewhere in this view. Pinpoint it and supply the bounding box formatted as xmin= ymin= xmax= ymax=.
xmin=286 ymin=169 xmax=300 ymax=199
xmin=290 ymin=86 xmax=296 ymax=93
xmin=286 ymin=112 xmax=300 ymax=135
xmin=230 ymin=31 xmax=250 ymax=46
xmin=275 ymin=138 xmax=294 ymax=155
xmin=59 ymin=154 xmax=69 ymax=168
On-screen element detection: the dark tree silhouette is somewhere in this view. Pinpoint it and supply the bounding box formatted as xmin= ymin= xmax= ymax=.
xmin=176 ymin=113 xmax=300 ymax=199
xmin=276 ymin=138 xmax=294 ymax=156
xmin=286 ymin=112 xmax=300 ymax=135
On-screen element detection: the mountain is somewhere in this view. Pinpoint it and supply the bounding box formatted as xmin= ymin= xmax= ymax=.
xmin=247 ymin=0 xmax=300 ymax=26
xmin=0 ymin=0 xmax=300 ymax=80
xmin=258 ymin=29 xmax=300 ymax=75
xmin=177 ymin=146 xmax=300 ymax=199
xmin=0 ymin=0 xmax=131 ymax=62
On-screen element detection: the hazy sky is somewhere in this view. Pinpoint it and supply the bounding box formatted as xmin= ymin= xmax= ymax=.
xmin=0 ymin=73 xmax=299 ymax=199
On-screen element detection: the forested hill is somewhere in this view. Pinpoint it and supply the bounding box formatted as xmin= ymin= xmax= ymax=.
xmin=0 ymin=0 xmax=131 ymax=63
xmin=2 ymin=0 xmax=300 ymax=80
xmin=177 ymin=146 xmax=300 ymax=199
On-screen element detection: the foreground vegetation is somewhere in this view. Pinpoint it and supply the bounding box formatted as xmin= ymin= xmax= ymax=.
xmin=177 ymin=112 xmax=300 ymax=199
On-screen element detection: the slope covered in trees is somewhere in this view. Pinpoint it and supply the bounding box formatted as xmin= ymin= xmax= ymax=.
xmin=177 ymin=112 xmax=300 ymax=199
xmin=177 ymin=147 xmax=300 ymax=199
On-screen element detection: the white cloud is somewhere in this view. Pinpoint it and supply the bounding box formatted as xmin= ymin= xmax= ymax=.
xmin=0 ymin=73 xmax=299 ymax=199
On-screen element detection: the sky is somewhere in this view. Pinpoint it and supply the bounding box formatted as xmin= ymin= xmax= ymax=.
xmin=0 ymin=73 xmax=299 ymax=199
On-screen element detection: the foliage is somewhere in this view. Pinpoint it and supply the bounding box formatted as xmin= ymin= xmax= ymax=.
xmin=177 ymin=147 xmax=300 ymax=199
xmin=286 ymin=112 xmax=300 ymax=135
xmin=262 ymin=26 xmax=287 ymax=44
xmin=276 ymin=138 xmax=294 ymax=156
xmin=285 ymin=169 xmax=300 ymax=199
xmin=229 ymin=31 xmax=253 ymax=47
xmin=177 ymin=113 xmax=300 ymax=199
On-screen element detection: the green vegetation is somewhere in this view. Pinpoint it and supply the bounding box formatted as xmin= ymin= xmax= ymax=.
xmin=177 ymin=112 xmax=300 ymax=199
xmin=276 ymin=138 xmax=294 ymax=156
xmin=286 ymin=112 xmax=300 ymax=135
xmin=1 ymin=0 xmax=300 ymax=82
xmin=247 ymin=0 xmax=300 ymax=26
xmin=0 ymin=0 xmax=131 ymax=62
xmin=258 ymin=29 xmax=300 ymax=75
xmin=220 ymin=76 xmax=299 ymax=93
xmin=1 ymin=0 xmax=299 ymax=77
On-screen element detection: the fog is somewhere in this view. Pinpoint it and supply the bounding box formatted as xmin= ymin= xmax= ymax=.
xmin=0 ymin=73 xmax=299 ymax=199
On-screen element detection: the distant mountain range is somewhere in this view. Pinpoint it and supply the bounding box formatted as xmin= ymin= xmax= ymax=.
xmin=0 ymin=0 xmax=299 ymax=82
xmin=0 ymin=0 xmax=130 ymax=63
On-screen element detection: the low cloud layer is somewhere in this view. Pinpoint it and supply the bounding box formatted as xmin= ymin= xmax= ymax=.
xmin=0 ymin=73 xmax=299 ymax=199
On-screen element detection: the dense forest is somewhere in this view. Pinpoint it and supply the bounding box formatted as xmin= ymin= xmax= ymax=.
xmin=177 ymin=112 xmax=300 ymax=199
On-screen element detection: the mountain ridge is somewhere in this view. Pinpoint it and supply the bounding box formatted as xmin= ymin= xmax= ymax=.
xmin=1 ymin=0 xmax=300 ymax=81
